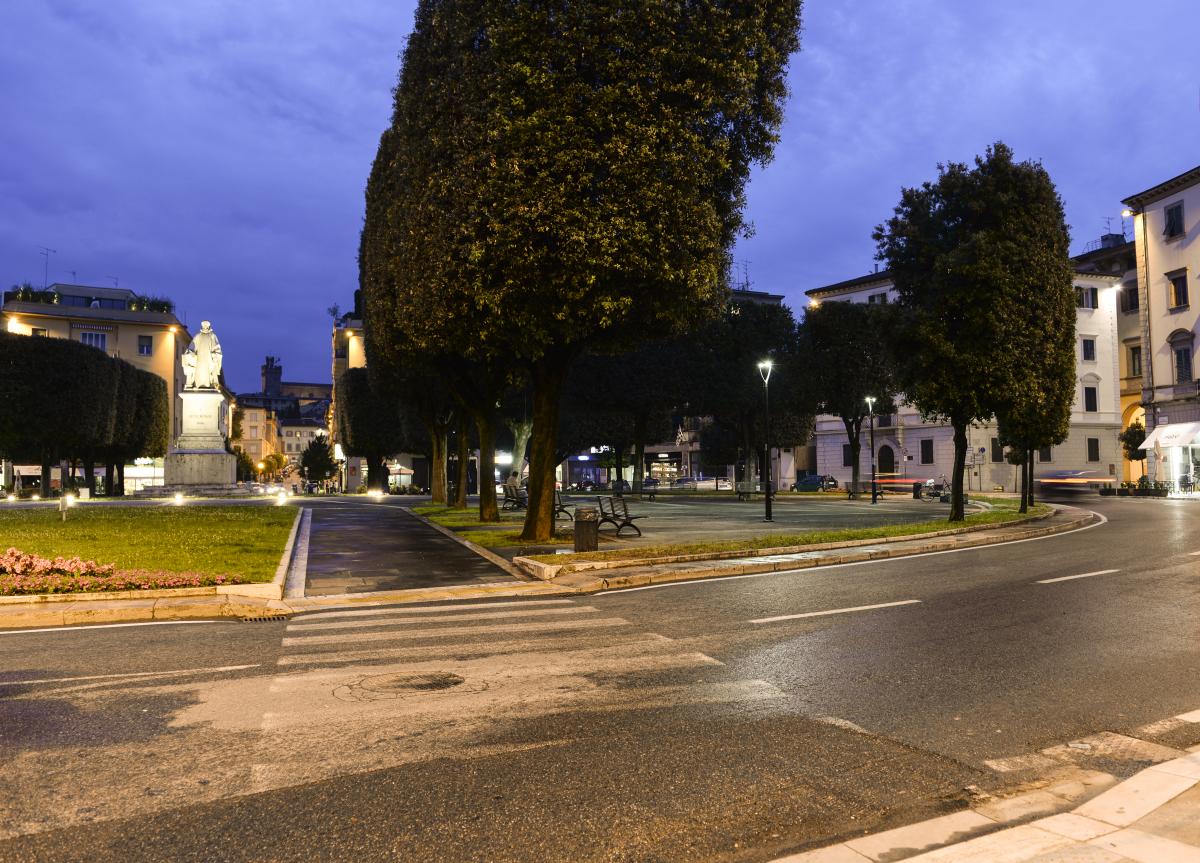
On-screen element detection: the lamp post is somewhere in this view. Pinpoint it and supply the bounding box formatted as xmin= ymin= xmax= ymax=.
xmin=865 ymin=396 xmax=878 ymax=504
xmin=758 ymin=360 xmax=773 ymax=522
xmin=256 ymin=461 xmax=265 ymax=483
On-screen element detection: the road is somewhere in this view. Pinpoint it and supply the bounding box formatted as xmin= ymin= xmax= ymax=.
xmin=1 ymin=496 xmax=1198 ymax=862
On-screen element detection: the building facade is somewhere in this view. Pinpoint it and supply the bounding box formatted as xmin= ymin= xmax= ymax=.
xmin=1122 ymin=165 xmax=1200 ymax=487
xmin=234 ymin=405 xmax=278 ymax=464
xmin=804 ymin=257 xmax=1125 ymax=492
xmin=1 ymin=283 xmax=190 ymax=491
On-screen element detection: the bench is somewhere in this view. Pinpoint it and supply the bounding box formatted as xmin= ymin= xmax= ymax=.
xmin=501 ymin=486 xmax=527 ymax=510
xmin=597 ymin=495 xmax=644 ymax=536
xmin=553 ymin=490 xmax=573 ymax=521
xmin=736 ymin=481 xmax=772 ymax=501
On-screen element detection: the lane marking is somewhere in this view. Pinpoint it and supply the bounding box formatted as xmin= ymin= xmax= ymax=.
xmin=276 ymin=633 xmax=678 ymax=666
xmin=1189 ymin=551 xmax=1200 ymax=556
xmin=0 ymin=620 xmax=220 ymax=636
xmin=1036 ymin=569 xmax=1119 ymax=584
xmin=286 ymin=606 xmax=594 ymax=631
xmin=295 ymin=599 xmax=575 ymax=621
xmin=750 ymin=599 xmax=921 ymax=624
xmin=600 ymin=510 xmax=1109 ymax=595
xmin=0 ymin=663 xmax=261 ymax=687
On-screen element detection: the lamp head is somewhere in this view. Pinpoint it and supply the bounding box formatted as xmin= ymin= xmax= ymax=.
xmin=757 ymin=359 xmax=773 ymax=383
xmin=1121 ymin=208 xmax=1134 ymax=218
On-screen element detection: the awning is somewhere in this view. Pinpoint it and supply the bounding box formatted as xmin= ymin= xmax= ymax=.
xmin=1139 ymin=421 xmax=1200 ymax=449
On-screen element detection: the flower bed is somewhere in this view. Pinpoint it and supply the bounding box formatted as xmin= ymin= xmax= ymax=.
xmin=0 ymin=547 xmax=246 ymax=595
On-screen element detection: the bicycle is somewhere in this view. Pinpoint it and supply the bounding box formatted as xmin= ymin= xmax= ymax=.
xmin=920 ymin=474 xmax=950 ymax=502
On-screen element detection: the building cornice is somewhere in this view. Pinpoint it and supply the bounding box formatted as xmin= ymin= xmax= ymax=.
xmin=1122 ymin=165 xmax=1200 ymax=209
xmin=805 ymin=271 xmax=893 ymax=299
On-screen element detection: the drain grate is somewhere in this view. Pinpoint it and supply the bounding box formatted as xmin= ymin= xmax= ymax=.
xmin=240 ymin=614 xmax=292 ymax=623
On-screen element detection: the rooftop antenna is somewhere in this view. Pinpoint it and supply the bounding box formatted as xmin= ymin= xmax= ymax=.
xmin=1103 ymin=216 xmax=1114 ymax=235
xmin=106 ymin=275 xmax=119 ymax=288
xmin=38 ymin=247 xmax=56 ymax=289
xmin=64 ymin=270 xmax=77 ymax=282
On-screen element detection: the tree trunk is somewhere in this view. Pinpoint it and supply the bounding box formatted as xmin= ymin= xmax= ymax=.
xmin=1018 ymin=448 xmax=1029 ymax=514
xmin=475 ymin=411 xmax=499 ymax=522
xmin=105 ymin=462 xmax=115 ymax=496
xmin=843 ymin=417 xmax=862 ymax=497
xmin=633 ymin=413 xmax=646 ymax=490
xmin=508 ymin=418 xmax=533 ymax=475
xmin=376 ymin=455 xmax=390 ymax=492
xmin=84 ymin=459 xmax=97 ymax=496
xmin=116 ymin=461 xmax=126 ymax=496
xmin=429 ymin=428 xmax=448 ymax=505
xmin=949 ymin=421 xmax=967 ymax=521
xmin=1026 ymin=454 xmax=1036 ymax=509
xmin=454 ymin=412 xmax=469 ymax=509
xmin=521 ymin=358 xmax=567 ymax=542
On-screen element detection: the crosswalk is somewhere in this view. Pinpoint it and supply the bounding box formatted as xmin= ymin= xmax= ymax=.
xmin=272 ymin=598 xmax=786 ymax=717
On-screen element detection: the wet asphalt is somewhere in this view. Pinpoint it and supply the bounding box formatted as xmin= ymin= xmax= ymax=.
xmin=0 ymin=495 xmax=1198 ymax=862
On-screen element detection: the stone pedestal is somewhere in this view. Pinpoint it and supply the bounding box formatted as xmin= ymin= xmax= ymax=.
xmin=163 ymin=390 xmax=236 ymax=488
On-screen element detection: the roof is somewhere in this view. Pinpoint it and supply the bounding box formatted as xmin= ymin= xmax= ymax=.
xmin=1122 ymin=165 xmax=1200 ymax=208
xmin=278 ymin=417 xmax=325 ymax=428
xmin=805 ymin=271 xmax=893 ymax=299
xmin=1 ymin=300 xmax=185 ymax=329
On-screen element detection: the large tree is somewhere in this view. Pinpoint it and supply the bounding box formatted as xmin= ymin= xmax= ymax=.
xmin=796 ymin=301 xmax=897 ymax=495
xmin=874 ymin=141 xmax=1073 ymax=520
xmin=337 ymin=367 xmax=404 ymax=492
xmin=361 ymin=0 xmax=803 ymax=541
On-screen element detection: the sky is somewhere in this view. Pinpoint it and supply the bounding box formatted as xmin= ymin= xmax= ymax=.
xmin=2 ymin=0 xmax=1198 ymax=390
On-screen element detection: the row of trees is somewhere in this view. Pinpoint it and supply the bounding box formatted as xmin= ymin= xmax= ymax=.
xmin=359 ymin=0 xmax=804 ymax=540
xmin=0 ymin=331 xmax=169 ymax=494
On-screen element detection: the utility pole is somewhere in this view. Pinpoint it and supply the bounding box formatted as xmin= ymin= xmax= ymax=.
xmin=39 ymin=247 xmax=56 ymax=289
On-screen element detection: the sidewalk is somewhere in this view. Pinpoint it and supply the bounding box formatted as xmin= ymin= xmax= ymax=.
xmin=782 ymin=728 xmax=1200 ymax=862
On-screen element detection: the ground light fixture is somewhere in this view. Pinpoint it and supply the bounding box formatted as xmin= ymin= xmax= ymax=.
xmin=758 ymin=359 xmax=773 ymax=522
xmin=173 ymin=492 xmax=185 ymax=506
xmin=6 ymin=494 xmax=14 ymax=502
xmin=64 ymin=494 xmax=77 ymax=507
xmin=275 ymin=492 xmax=287 ymax=506
xmin=865 ymin=396 xmax=878 ymax=505
xmin=31 ymin=494 xmax=40 ymax=501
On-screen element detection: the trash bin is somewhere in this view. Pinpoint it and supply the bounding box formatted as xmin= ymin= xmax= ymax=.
xmin=574 ymin=506 xmax=599 ymax=553
xmin=912 ymin=481 xmax=923 ymax=499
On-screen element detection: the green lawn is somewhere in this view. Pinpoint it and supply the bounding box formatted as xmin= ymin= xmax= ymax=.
xmin=530 ymin=502 xmax=1051 ymax=564
xmin=0 ymin=504 xmax=297 ymax=581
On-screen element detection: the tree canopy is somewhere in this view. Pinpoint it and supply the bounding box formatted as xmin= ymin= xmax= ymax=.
xmin=874 ymin=141 xmax=1073 ymax=520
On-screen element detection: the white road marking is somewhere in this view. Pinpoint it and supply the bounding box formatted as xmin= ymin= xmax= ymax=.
xmin=750 ymin=600 xmax=921 ymax=624
xmin=599 ymin=510 xmax=1109 ymax=595
xmin=1036 ymin=569 xmax=1118 ymax=584
xmin=0 ymin=620 xmax=220 ymax=636
xmin=276 ymin=633 xmax=678 ymax=666
xmin=0 ymin=663 xmax=260 ymax=687
xmin=295 ymin=599 xmax=575 ymax=621
xmin=281 ymin=616 xmax=633 ymax=647
xmin=1189 ymin=551 xmax=1200 ymax=556
xmin=286 ymin=606 xmax=594 ymax=631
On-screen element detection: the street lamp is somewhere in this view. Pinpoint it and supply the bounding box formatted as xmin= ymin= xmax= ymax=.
xmin=758 ymin=360 xmax=773 ymax=522
xmin=865 ymin=396 xmax=878 ymax=504
xmin=257 ymin=461 xmax=265 ymax=483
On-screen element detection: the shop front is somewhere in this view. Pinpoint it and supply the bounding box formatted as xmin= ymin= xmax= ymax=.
xmin=1140 ymin=421 xmax=1200 ymax=492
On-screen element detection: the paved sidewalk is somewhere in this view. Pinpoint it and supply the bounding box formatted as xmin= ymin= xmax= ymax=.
xmin=303 ymin=502 xmax=513 ymax=595
xmin=782 ymin=733 xmax=1200 ymax=862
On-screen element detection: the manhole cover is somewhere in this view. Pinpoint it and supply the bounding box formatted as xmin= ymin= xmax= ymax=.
xmin=333 ymin=671 xmax=487 ymax=703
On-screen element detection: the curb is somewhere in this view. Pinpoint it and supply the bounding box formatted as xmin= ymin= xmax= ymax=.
xmin=513 ymin=509 xmax=1056 ymax=580
xmin=539 ymin=508 xmax=1097 ymax=593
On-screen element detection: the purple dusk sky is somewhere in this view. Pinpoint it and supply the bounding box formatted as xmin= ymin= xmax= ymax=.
xmin=2 ymin=1 xmax=1197 ymax=390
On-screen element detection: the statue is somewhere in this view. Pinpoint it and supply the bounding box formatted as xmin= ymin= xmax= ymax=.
xmin=182 ymin=320 xmax=223 ymax=390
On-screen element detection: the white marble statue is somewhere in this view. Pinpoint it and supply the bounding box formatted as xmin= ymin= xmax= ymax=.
xmin=182 ymin=320 xmax=223 ymax=390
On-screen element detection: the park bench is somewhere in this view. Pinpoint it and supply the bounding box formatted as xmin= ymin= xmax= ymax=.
xmin=501 ymin=486 xmax=527 ymax=510
xmin=553 ymin=490 xmax=573 ymax=521
xmin=597 ymin=495 xmax=644 ymax=537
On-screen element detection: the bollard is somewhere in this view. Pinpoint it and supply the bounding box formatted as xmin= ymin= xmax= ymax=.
xmin=913 ymin=481 xmax=923 ymax=499
xmin=574 ymin=506 xmax=599 ymax=553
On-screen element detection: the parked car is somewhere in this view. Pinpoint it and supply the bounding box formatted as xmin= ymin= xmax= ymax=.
xmin=792 ymin=474 xmax=838 ymax=492
xmin=609 ymin=479 xmax=631 ymax=492
xmin=638 ymin=477 xmax=660 ymax=490
xmin=672 ymin=476 xmax=697 ymax=489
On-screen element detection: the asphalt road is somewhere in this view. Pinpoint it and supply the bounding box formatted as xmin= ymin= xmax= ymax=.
xmin=1 ymin=496 xmax=1198 ymax=862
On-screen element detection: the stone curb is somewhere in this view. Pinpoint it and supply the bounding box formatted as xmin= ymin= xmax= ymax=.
xmin=513 ymin=509 xmax=1055 ymax=581
xmin=545 ymin=508 xmax=1097 ymax=593
xmin=777 ymin=711 xmax=1200 ymax=862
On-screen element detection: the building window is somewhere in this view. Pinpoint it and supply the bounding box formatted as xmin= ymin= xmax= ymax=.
xmin=1075 ymin=286 xmax=1099 ymax=309
xmin=1175 ymin=347 xmax=1194 ymax=384
xmin=1081 ymin=338 xmax=1096 ymax=362
xmin=1038 ymin=446 xmax=1052 ymax=463
xmin=1129 ymin=346 xmax=1142 ymax=378
xmin=1083 ymin=386 xmax=1098 ymax=412
xmin=1120 ymin=284 xmax=1139 ymax=313
xmin=1086 ymin=438 xmax=1100 ymax=462
xmin=842 ymin=444 xmax=854 ymax=467
xmin=79 ymin=331 xmax=106 ymax=351
xmin=249 ymin=426 xmax=259 ymax=438
xmin=138 ymin=335 xmax=153 ymax=356
xmin=31 ymin=327 xmax=47 ymax=337
xmin=990 ymin=437 xmax=1003 ymax=463
xmin=1164 ymin=202 xmax=1185 ymax=239
xmin=1169 ymin=271 xmax=1189 ymax=309
xmin=867 ymin=292 xmax=888 ymax=304
xmin=920 ymin=438 xmax=934 ymax=465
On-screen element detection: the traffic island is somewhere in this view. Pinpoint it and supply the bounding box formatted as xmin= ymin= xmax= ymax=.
xmin=513 ymin=504 xmax=1097 ymax=590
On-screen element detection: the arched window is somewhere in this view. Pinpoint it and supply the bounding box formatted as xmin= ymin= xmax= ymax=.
xmin=1168 ymin=329 xmax=1194 ymax=384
